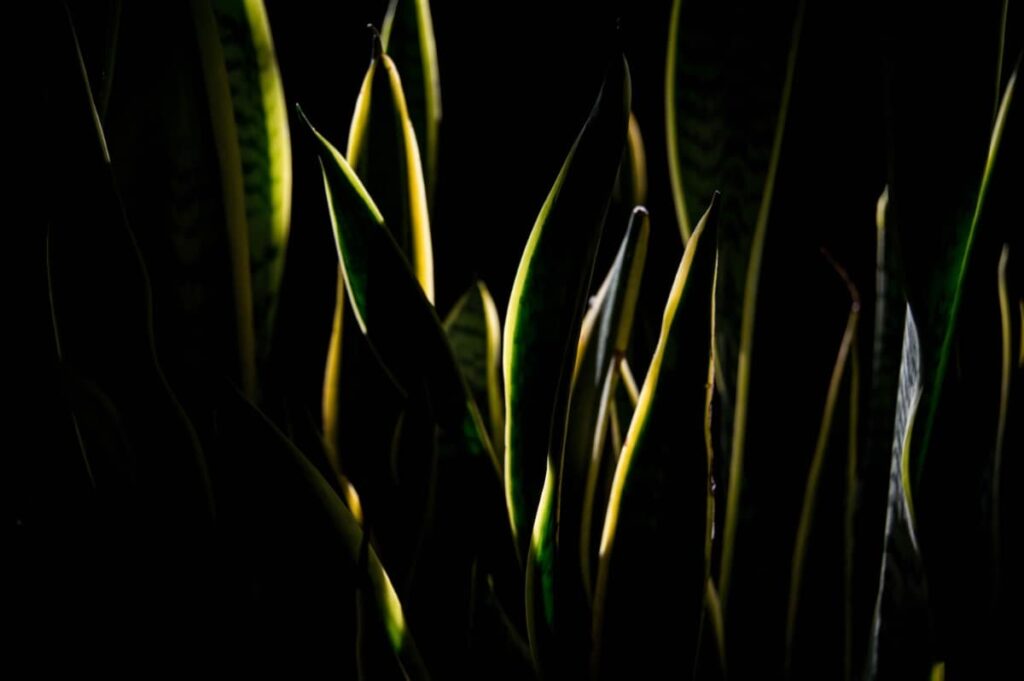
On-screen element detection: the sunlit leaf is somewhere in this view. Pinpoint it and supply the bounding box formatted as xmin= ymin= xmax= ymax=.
xmin=503 ymin=53 xmax=631 ymax=552
xmin=525 ymin=207 xmax=649 ymax=677
xmin=346 ymin=30 xmax=434 ymax=300
xmin=205 ymin=0 xmax=292 ymax=364
xmin=381 ymin=0 xmax=441 ymax=206
xmin=592 ymin=194 xmax=719 ymax=679
xmin=221 ymin=390 xmax=429 ymax=679
xmin=444 ymin=281 xmax=505 ymax=454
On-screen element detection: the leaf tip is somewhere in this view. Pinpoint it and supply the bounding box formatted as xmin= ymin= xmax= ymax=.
xmin=368 ymin=24 xmax=383 ymax=60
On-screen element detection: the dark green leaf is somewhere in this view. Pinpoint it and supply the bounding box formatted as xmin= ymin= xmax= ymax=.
xmin=592 ymin=195 xmax=719 ymax=679
xmin=444 ymin=281 xmax=505 ymax=453
xmin=205 ymin=0 xmax=293 ymax=364
xmin=381 ymin=0 xmax=442 ymax=206
xmin=503 ymin=53 xmax=631 ymax=552
xmin=525 ymin=207 xmax=650 ymax=677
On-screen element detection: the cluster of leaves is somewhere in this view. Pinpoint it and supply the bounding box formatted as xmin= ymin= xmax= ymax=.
xmin=29 ymin=0 xmax=1022 ymax=678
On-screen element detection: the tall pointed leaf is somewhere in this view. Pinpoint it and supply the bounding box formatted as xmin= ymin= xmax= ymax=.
xmin=444 ymin=281 xmax=505 ymax=452
xmin=503 ymin=54 xmax=631 ymax=551
xmin=346 ymin=31 xmax=434 ymax=300
xmin=204 ymin=0 xmax=292 ymax=363
xmin=866 ymin=309 xmax=933 ymax=679
xmin=718 ymin=0 xmax=805 ymax=607
xmin=785 ymin=265 xmax=860 ymax=677
xmin=592 ymin=195 xmax=719 ymax=679
xmin=525 ymin=207 xmax=650 ymax=677
xmin=381 ymin=0 xmax=441 ymax=203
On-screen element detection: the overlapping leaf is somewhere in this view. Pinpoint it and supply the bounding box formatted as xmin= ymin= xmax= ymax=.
xmin=525 ymin=207 xmax=649 ymax=677
xmin=503 ymin=53 xmax=631 ymax=552
xmin=592 ymin=195 xmax=719 ymax=679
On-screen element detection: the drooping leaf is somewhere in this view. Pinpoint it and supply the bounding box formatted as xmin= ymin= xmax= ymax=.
xmin=503 ymin=53 xmax=631 ymax=552
xmin=444 ymin=281 xmax=505 ymax=454
xmin=592 ymin=195 xmax=719 ymax=679
xmin=525 ymin=207 xmax=650 ymax=677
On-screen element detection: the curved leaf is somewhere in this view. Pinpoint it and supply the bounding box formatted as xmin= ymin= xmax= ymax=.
xmin=444 ymin=281 xmax=505 ymax=454
xmin=381 ymin=0 xmax=441 ymax=204
xmin=592 ymin=194 xmax=719 ymax=679
xmin=717 ymin=1 xmax=805 ymax=606
xmin=346 ymin=31 xmax=434 ymax=300
xmin=525 ymin=207 xmax=650 ymax=677
xmin=503 ymin=53 xmax=631 ymax=551
xmin=322 ymin=30 xmax=434 ymax=500
xmin=785 ymin=265 xmax=860 ymax=676
xmin=301 ymin=109 xmax=520 ymax=672
xmin=224 ymin=391 xmax=429 ymax=679
xmin=301 ymin=108 xmax=471 ymax=448
xmin=866 ymin=308 xmax=933 ymax=679
xmin=206 ymin=0 xmax=292 ymax=362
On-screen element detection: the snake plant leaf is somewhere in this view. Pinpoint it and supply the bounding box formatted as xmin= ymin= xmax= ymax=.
xmin=866 ymin=308 xmax=934 ymax=680
xmin=847 ymin=187 xmax=908 ymax=680
xmin=347 ymin=30 xmax=434 ymax=301
xmin=201 ymin=0 xmax=293 ymax=367
xmin=219 ymin=389 xmax=429 ymax=680
xmin=608 ymin=113 xmax=647 ymax=232
xmin=592 ymin=194 xmax=719 ymax=680
xmin=102 ymin=2 xmax=255 ymax=398
xmin=886 ymin=5 xmax=1014 ymax=488
xmin=381 ymin=0 xmax=441 ymax=205
xmin=503 ymin=53 xmax=631 ymax=552
xmin=575 ymin=209 xmax=650 ymax=602
xmin=322 ymin=29 xmax=435 ymax=510
xmin=993 ymin=246 xmax=1010 ymax=577
xmin=301 ymin=107 xmax=480 ymax=451
xmin=444 ymin=281 xmax=505 ymax=453
xmin=785 ymin=267 xmax=860 ymax=678
xmin=716 ymin=0 xmax=804 ymax=608
xmin=302 ymin=111 xmax=519 ymax=663
xmin=51 ymin=7 xmax=213 ymax=520
xmin=525 ymin=207 xmax=649 ymax=677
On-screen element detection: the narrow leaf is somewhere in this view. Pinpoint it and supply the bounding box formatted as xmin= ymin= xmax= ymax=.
xmin=592 ymin=194 xmax=719 ymax=679
xmin=525 ymin=207 xmax=650 ymax=677
xmin=206 ymin=0 xmax=293 ymax=361
xmin=503 ymin=53 xmax=631 ymax=551
xmin=444 ymin=281 xmax=505 ymax=455
xmin=381 ymin=0 xmax=442 ymax=205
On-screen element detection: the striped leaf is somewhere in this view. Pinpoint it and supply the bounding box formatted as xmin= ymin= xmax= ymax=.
xmin=381 ymin=0 xmax=442 ymax=205
xmin=525 ymin=207 xmax=650 ymax=677
xmin=444 ymin=281 xmax=505 ymax=454
xmin=592 ymin=195 xmax=719 ymax=679
xmin=503 ymin=53 xmax=631 ymax=553
xmin=205 ymin=0 xmax=292 ymax=364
